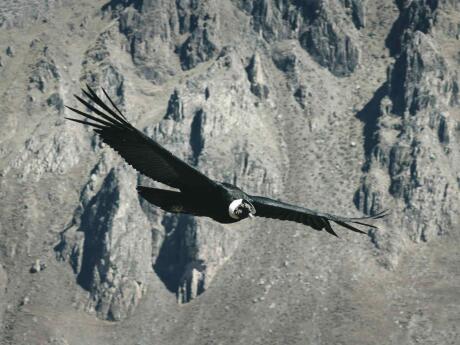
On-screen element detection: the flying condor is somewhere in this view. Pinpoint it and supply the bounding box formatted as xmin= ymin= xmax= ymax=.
xmin=66 ymin=85 xmax=388 ymax=237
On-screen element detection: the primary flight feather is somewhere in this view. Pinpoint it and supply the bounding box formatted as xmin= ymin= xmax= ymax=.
xmin=66 ymin=85 xmax=388 ymax=237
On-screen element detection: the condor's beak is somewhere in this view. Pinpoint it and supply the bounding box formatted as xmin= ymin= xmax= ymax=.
xmin=248 ymin=213 xmax=255 ymax=219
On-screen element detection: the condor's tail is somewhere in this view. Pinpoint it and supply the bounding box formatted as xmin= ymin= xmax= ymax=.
xmin=137 ymin=186 xmax=202 ymax=216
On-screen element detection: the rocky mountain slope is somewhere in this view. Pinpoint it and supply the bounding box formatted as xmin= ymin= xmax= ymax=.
xmin=0 ymin=1 xmax=459 ymax=344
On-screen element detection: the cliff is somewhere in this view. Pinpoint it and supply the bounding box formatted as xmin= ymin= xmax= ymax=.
xmin=0 ymin=1 xmax=459 ymax=344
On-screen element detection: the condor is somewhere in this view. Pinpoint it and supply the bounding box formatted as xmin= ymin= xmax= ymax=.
xmin=66 ymin=85 xmax=387 ymax=237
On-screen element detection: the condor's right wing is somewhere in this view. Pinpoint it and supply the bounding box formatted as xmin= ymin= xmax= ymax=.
xmin=250 ymin=195 xmax=388 ymax=237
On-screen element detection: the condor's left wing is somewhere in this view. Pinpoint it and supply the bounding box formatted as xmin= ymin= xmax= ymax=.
xmin=66 ymin=85 xmax=216 ymax=191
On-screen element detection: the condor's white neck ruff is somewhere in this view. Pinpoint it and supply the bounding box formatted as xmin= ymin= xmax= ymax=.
xmin=228 ymin=199 xmax=244 ymax=220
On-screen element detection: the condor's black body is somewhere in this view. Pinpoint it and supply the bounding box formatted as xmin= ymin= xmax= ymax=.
xmin=66 ymin=85 xmax=388 ymax=237
xmin=137 ymin=182 xmax=249 ymax=224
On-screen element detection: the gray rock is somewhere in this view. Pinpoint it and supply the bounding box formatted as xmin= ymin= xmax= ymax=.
xmin=165 ymin=89 xmax=184 ymax=121
xmin=356 ymin=9 xmax=459 ymax=254
xmin=9 ymin=124 xmax=84 ymax=181
xmin=114 ymin=0 xmax=220 ymax=80
xmin=56 ymin=45 xmax=285 ymax=314
xmin=6 ymin=46 xmax=14 ymax=57
xmin=246 ymin=53 xmax=269 ymax=99
xmin=389 ymin=32 xmax=456 ymax=116
xmin=46 ymin=93 xmax=64 ymax=111
xmin=177 ymin=1 xmax=220 ymax=70
xmin=299 ymin=2 xmax=360 ymax=76
xmin=29 ymin=259 xmax=46 ymax=273
xmin=1 ymin=0 xmax=459 ymax=343
xmin=115 ymin=1 xmax=180 ymax=83
xmin=179 ymin=26 xmax=219 ymax=70
xmin=339 ymin=0 xmax=366 ymax=28
xmin=271 ymin=45 xmax=298 ymax=73
xmin=46 ymin=337 xmax=70 ymax=345
xmin=148 ymin=52 xmax=285 ymax=302
xmin=57 ymin=158 xmax=152 ymax=321
xmin=28 ymin=52 xmax=60 ymax=93
xmin=0 ymin=264 xmax=6 ymax=325
xmin=386 ymin=0 xmax=438 ymax=55
xmin=293 ymin=85 xmax=308 ymax=109
xmin=236 ymin=0 xmax=361 ymax=76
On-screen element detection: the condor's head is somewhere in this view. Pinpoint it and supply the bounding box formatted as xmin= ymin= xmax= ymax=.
xmin=228 ymin=199 xmax=256 ymax=220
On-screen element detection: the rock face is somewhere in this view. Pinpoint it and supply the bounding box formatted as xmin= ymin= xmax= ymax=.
xmin=4 ymin=39 xmax=81 ymax=181
xmin=57 ymin=158 xmax=152 ymax=320
xmin=148 ymin=51 xmax=285 ymax=302
xmin=113 ymin=0 xmax=221 ymax=82
xmin=235 ymin=0 xmax=362 ymax=76
xmin=59 ymin=45 xmax=285 ymax=310
xmin=0 ymin=0 xmax=459 ymax=344
xmin=0 ymin=264 xmax=6 ymax=326
xmin=355 ymin=0 xmax=459 ymax=266
xmin=246 ymin=53 xmax=269 ymax=99
xmin=299 ymin=1 xmax=361 ymax=76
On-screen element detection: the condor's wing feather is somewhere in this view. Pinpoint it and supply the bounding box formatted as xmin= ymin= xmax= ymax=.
xmin=250 ymin=195 xmax=388 ymax=237
xmin=66 ymin=85 xmax=215 ymax=191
